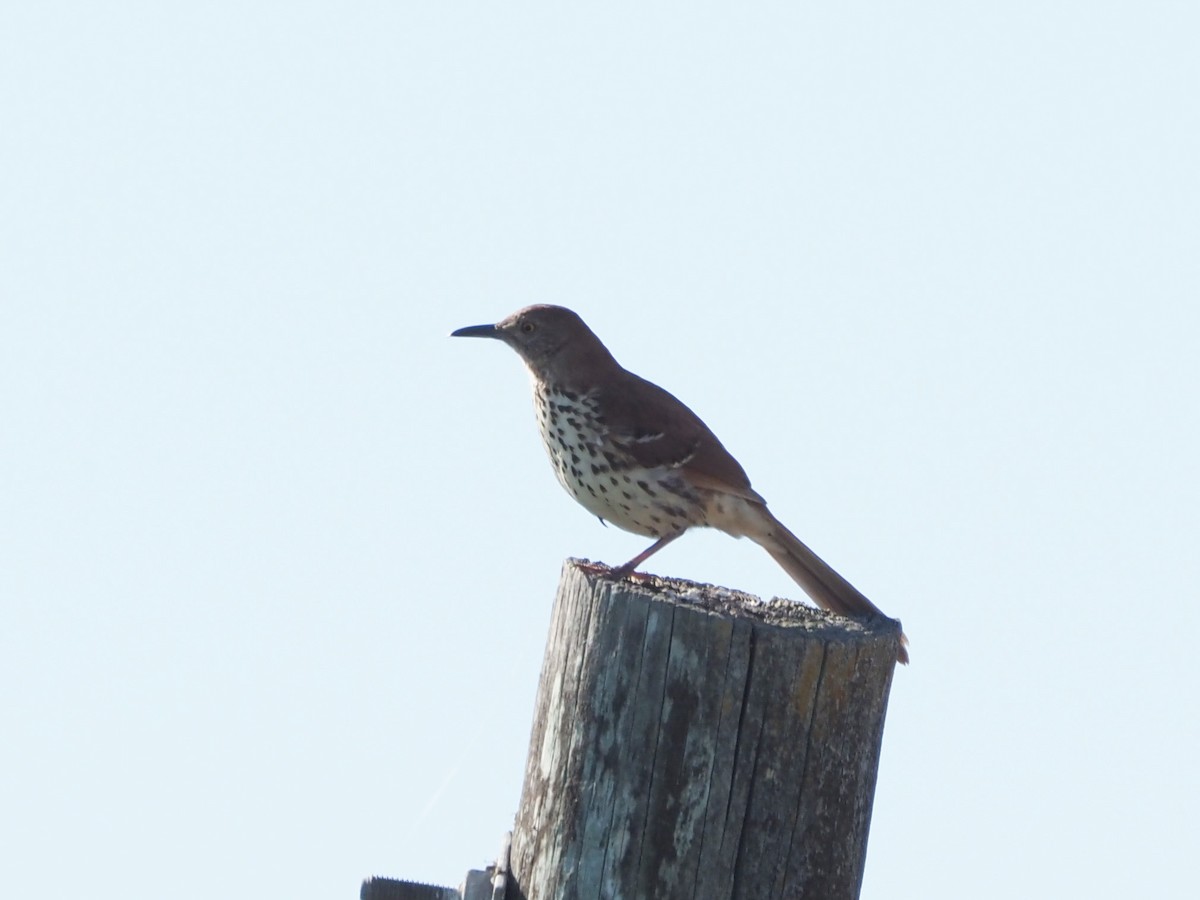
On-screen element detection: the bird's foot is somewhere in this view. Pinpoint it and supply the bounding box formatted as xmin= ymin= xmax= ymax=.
xmin=575 ymin=560 xmax=652 ymax=582
xmin=608 ymin=561 xmax=637 ymax=579
xmin=609 ymin=563 xmax=660 ymax=583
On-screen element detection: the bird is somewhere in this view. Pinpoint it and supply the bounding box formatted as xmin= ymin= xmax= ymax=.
xmin=451 ymin=305 xmax=908 ymax=664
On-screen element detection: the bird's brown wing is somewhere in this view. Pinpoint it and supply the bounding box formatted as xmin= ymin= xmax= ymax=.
xmin=596 ymin=373 xmax=766 ymax=504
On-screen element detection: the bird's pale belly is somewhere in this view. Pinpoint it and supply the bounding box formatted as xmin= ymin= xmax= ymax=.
xmin=533 ymin=389 xmax=702 ymax=538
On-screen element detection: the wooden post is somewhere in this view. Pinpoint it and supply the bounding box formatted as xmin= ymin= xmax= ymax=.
xmin=509 ymin=560 xmax=902 ymax=900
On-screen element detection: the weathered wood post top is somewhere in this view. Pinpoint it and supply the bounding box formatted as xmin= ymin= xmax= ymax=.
xmin=510 ymin=559 xmax=903 ymax=900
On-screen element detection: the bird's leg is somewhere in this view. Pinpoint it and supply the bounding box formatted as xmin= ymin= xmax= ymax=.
xmin=609 ymin=531 xmax=685 ymax=578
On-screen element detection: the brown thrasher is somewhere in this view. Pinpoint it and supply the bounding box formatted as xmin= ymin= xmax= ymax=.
xmin=452 ymin=304 xmax=908 ymax=663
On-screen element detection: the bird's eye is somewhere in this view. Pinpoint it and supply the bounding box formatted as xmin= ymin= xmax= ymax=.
xmin=521 ymin=322 xmax=536 ymax=333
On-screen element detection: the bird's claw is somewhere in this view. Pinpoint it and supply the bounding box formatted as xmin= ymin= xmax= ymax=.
xmin=575 ymin=561 xmax=651 ymax=582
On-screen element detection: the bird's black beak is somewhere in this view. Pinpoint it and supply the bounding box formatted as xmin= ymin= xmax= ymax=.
xmin=450 ymin=323 xmax=500 ymax=339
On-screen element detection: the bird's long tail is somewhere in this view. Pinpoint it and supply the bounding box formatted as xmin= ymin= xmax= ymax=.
xmin=750 ymin=507 xmax=909 ymax=664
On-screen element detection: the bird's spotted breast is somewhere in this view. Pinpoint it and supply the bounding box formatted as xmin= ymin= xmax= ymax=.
xmin=533 ymin=384 xmax=701 ymax=538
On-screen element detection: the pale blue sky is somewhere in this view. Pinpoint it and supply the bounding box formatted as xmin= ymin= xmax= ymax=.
xmin=2 ymin=3 xmax=1197 ymax=898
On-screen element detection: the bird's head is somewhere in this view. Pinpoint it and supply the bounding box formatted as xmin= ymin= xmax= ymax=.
xmin=451 ymin=305 xmax=616 ymax=381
